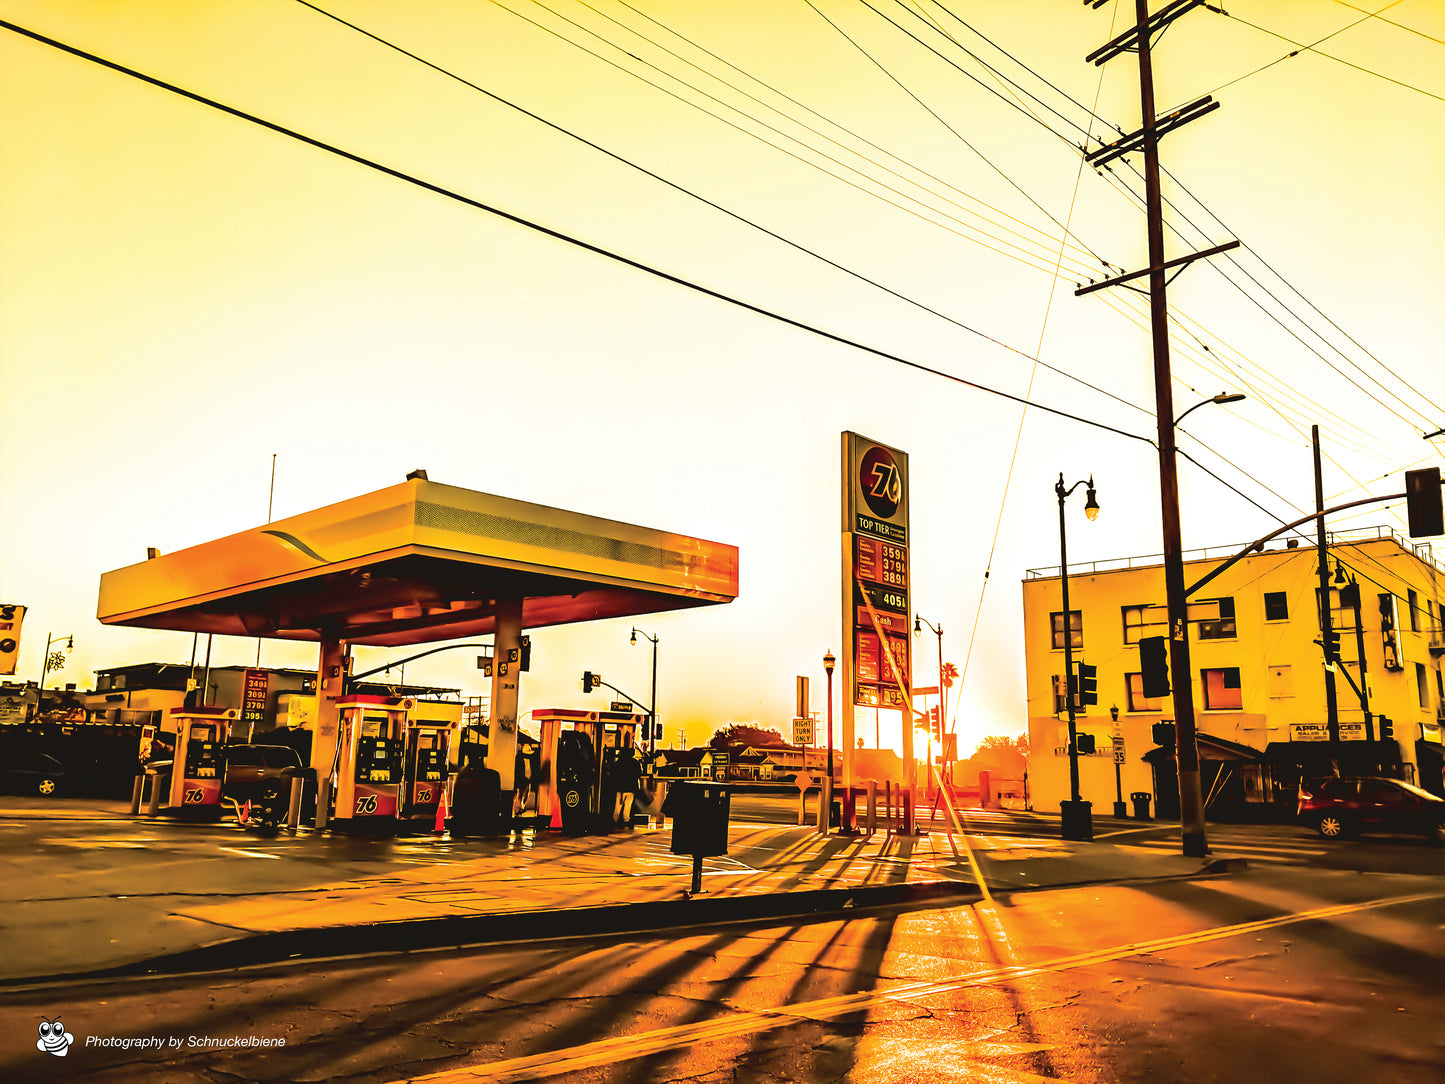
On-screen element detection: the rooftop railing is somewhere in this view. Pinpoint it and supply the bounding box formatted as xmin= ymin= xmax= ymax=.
xmin=1025 ymin=524 xmax=1440 ymax=579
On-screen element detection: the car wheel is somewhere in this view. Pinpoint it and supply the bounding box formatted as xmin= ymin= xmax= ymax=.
xmin=1430 ymin=820 xmax=1445 ymax=846
xmin=1316 ymin=812 xmax=1348 ymax=839
xmin=36 ymin=776 xmax=60 ymax=797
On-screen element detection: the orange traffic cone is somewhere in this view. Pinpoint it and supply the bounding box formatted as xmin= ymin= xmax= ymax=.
xmin=434 ymin=786 xmax=449 ymax=834
xmin=240 ymin=800 xmax=251 ymax=825
xmin=549 ymin=794 xmax=563 ymax=830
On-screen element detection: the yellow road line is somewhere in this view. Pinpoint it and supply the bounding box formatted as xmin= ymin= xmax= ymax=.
xmin=397 ymin=889 xmax=1441 ymax=1083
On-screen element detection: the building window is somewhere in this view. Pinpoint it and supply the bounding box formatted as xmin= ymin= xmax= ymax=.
xmin=1051 ymin=611 xmax=1082 ymax=650
xmin=1197 ymin=597 xmax=1237 ymax=640
xmin=1408 ymin=589 xmax=1420 ymax=631
xmin=1126 ymin=672 xmax=1162 ymax=712
xmin=1418 ymin=663 xmax=1430 ymax=709
xmin=1263 ymin=592 xmax=1289 ymax=621
xmin=1122 ymin=605 xmax=1156 ymax=645
xmin=1202 ymin=667 xmax=1242 ymax=710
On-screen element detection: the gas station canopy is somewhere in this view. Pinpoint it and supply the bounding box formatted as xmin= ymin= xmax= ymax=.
xmin=97 ymin=478 xmax=738 ymax=646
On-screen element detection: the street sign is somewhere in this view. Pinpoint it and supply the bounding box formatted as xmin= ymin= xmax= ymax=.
xmin=1112 ymin=735 xmax=1125 ymax=765
xmin=610 ymin=700 xmax=632 ymax=712
xmin=791 ymin=717 xmax=815 ymax=745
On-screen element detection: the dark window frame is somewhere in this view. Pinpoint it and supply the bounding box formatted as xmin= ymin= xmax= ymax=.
xmin=1201 ymin=666 xmax=1243 ymax=710
xmin=1263 ymin=591 xmax=1289 ymax=622
xmin=1050 ymin=610 xmax=1082 ymax=651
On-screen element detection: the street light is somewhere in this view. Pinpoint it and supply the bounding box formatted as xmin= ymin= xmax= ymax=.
xmin=1056 ymin=473 xmax=1099 ymax=842
xmin=1166 ymin=391 xmax=1245 ymax=858
xmin=37 ymin=632 xmax=73 ymax=692
xmin=1174 ymin=391 xmax=1245 ymax=427
xmin=630 ymin=627 xmax=658 ymax=753
xmin=915 ymin=615 xmax=944 ymax=788
xmin=1110 ymin=705 xmax=1126 ymax=818
xmin=823 ymin=649 xmax=835 ymax=830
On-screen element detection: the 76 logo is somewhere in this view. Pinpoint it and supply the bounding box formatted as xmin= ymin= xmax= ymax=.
xmin=354 ymin=793 xmax=378 ymax=815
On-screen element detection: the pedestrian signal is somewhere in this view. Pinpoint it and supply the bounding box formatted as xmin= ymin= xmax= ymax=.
xmin=1152 ymin=722 xmax=1175 ymax=747
xmin=1075 ymin=733 xmax=1096 ymax=755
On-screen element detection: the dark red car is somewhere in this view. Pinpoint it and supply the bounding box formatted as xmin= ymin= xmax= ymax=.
xmin=1298 ymin=776 xmax=1445 ymax=843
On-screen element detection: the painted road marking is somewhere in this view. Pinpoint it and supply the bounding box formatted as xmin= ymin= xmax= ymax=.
xmin=217 ymin=847 xmax=282 ymax=859
xmin=393 ymin=889 xmax=1441 ymax=1083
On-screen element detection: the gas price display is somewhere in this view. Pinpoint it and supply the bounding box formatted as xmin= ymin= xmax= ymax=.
xmin=844 ymin=434 xmax=911 ymax=710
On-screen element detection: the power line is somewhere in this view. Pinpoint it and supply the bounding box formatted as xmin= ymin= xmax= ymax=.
xmin=504 ymin=0 xmax=1102 ymax=283
xmin=0 ymin=17 xmax=1159 ymax=449
xmin=1198 ymin=1 xmax=1445 ymax=103
xmin=297 ymin=0 xmax=1147 ymax=422
xmin=1329 ymin=0 xmax=1445 ymax=45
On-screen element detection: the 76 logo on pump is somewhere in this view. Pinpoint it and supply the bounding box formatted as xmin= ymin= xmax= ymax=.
xmin=353 ymin=784 xmax=397 ymax=818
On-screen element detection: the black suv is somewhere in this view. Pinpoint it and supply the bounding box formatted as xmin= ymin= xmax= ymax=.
xmin=223 ymin=744 xmax=304 ymax=805
xmin=1298 ymin=776 xmax=1445 ymax=843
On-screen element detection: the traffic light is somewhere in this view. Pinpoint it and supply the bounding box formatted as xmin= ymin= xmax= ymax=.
xmin=1139 ymin=636 xmax=1170 ymax=697
xmin=929 ymin=706 xmax=942 ymax=743
xmin=1152 ymin=722 xmax=1176 ymax=747
xmin=1075 ymin=733 xmax=1096 ymax=755
xmin=1378 ymin=716 xmax=1394 ymax=741
xmin=1077 ymin=662 xmax=1098 ymax=706
xmin=1405 ymin=467 xmax=1443 ymax=538
xmin=1319 ymin=627 xmax=1341 ymax=661
xmin=581 ymin=670 xmax=597 ymax=693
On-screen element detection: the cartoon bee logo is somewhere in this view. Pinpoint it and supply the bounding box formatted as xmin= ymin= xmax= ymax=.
xmin=37 ymin=1017 xmax=75 ymax=1057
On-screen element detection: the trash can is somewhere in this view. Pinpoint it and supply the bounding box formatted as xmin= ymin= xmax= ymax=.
xmin=1130 ymin=791 xmax=1152 ymax=820
xmin=667 ymin=781 xmax=731 ymax=857
xmin=450 ymin=764 xmax=502 ymax=836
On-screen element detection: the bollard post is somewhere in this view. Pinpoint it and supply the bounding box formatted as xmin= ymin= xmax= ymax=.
xmin=866 ymin=779 xmax=877 ymax=835
xmin=130 ymin=775 xmax=144 ymax=816
xmin=287 ymin=776 xmax=304 ymax=833
xmin=145 ymin=773 xmax=162 ymax=816
xmin=690 ymin=853 xmax=704 ymax=895
xmin=315 ymin=776 xmax=330 ymax=831
xmin=798 ymin=785 xmax=808 ymax=826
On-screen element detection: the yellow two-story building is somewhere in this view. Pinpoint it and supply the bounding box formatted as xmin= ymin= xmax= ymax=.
xmin=1022 ymin=526 xmax=1445 ymax=820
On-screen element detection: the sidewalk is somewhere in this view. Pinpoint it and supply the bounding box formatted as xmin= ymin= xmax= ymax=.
xmin=0 ymin=799 xmax=1221 ymax=985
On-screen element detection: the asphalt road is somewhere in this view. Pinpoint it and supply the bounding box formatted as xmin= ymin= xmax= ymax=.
xmin=4 ymin=864 xmax=1439 ymax=1083
xmin=3 ymin=793 xmax=1442 ymax=1082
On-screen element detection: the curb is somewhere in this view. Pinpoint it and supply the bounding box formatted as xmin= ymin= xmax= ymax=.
xmin=0 ymin=879 xmax=983 ymax=988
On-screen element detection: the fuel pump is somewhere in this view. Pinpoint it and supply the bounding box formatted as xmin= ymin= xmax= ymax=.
xmin=332 ymin=695 xmax=410 ymax=832
xmin=167 ymin=707 xmax=237 ymax=815
xmin=403 ymin=721 xmax=451 ymax=824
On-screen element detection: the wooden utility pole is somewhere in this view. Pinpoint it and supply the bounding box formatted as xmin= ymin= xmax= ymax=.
xmin=1313 ymin=425 xmax=1342 ymax=756
xmin=1079 ymin=0 xmax=1236 ymax=858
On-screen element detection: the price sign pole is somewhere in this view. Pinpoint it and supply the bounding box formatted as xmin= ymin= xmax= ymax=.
xmin=841 ymin=433 xmax=911 ymax=833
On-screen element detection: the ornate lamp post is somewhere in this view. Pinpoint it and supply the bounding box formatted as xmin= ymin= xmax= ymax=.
xmin=914 ymin=615 xmax=944 ymax=788
xmin=823 ymin=649 xmax=835 ymax=828
xmin=630 ymin=627 xmax=658 ymax=753
xmin=1057 ymin=473 xmax=1099 ymax=842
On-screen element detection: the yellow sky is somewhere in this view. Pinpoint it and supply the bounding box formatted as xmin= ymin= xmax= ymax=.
xmin=2 ymin=0 xmax=1442 ymax=755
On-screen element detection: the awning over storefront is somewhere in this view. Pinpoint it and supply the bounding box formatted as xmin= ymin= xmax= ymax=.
xmin=1263 ymin=739 xmax=1402 ymax=775
xmin=1142 ymin=732 xmax=1264 ymax=765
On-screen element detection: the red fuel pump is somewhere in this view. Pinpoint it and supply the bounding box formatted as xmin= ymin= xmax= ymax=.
xmin=331 ymin=695 xmax=410 ymax=832
xmin=403 ymin=721 xmax=451 ymax=824
xmin=167 ymin=707 xmax=237 ymax=815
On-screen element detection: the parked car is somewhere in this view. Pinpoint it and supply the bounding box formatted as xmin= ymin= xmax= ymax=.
xmin=1298 ymin=776 xmax=1445 ymax=843
xmin=223 ymin=744 xmax=303 ymax=805
xmin=1 ymin=751 xmax=67 ymax=797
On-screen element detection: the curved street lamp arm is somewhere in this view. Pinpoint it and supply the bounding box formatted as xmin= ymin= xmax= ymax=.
xmin=1185 ymin=490 xmax=1410 ymax=598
